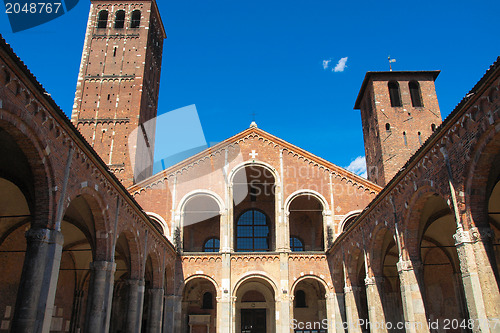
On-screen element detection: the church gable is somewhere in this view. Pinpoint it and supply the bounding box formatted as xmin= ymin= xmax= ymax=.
xmin=131 ymin=125 xmax=381 ymax=242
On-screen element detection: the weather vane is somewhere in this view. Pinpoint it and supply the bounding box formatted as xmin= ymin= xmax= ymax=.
xmin=388 ymin=56 xmax=396 ymax=71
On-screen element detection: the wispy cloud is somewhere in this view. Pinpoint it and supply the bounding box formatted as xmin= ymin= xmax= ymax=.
xmin=345 ymin=156 xmax=367 ymax=178
xmin=322 ymin=59 xmax=331 ymax=70
xmin=333 ymin=56 xmax=348 ymax=72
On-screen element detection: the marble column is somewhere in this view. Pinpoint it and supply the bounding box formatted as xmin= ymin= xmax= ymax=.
xmin=365 ymin=276 xmax=387 ymax=333
xmin=454 ymin=227 xmax=500 ymax=333
xmin=84 ymin=261 xmax=115 ymax=333
xmin=126 ymin=279 xmax=145 ymax=333
xmin=11 ymin=227 xmax=63 ymax=333
xmin=147 ymin=288 xmax=164 ymax=333
xmin=397 ymin=259 xmax=429 ymax=333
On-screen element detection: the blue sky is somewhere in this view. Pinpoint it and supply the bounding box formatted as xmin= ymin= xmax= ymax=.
xmin=1 ymin=0 xmax=499 ymax=176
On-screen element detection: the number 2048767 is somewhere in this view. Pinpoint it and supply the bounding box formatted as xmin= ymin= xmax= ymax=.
xmin=5 ymin=2 xmax=62 ymax=14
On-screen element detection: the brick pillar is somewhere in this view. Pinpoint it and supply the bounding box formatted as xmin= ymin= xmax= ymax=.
xmin=147 ymin=288 xmax=164 ymax=333
xmin=126 ymin=279 xmax=145 ymax=333
xmin=12 ymin=227 xmax=63 ymax=333
xmin=85 ymin=261 xmax=115 ymax=333
xmin=344 ymin=286 xmax=363 ymax=333
xmin=396 ymin=260 xmax=429 ymax=333
xmin=365 ymin=276 xmax=388 ymax=333
xmin=454 ymin=227 xmax=500 ymax=333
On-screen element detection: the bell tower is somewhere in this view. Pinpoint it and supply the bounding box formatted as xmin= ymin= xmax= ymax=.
xmin=354 ymin=71 xmax=442 ymax=186
xmin=72 ymin=0 xmax=165 ymax=187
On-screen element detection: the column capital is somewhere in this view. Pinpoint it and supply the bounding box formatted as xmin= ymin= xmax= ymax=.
xmin=364 ymin=276 xmax=376 ymax=286
xmin=396 ymin=259 xmax=422 ymax=273
xmin=25 ymin=227 xmax=63 ymax=245
xmin=454 ymin=227 xmax=494 ymax=246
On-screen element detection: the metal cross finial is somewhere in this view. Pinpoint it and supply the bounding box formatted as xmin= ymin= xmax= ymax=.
xmin=250 ymin=112 xmax=256 ymax=122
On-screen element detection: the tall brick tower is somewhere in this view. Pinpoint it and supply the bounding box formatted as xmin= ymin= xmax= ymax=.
xmin=354 ymin=71 xmax=442 ymax=186
xmin=72 ymin=0 xmax=165 ymax=187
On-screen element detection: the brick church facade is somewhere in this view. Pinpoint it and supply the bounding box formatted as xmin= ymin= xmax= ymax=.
xmin=0 ymin=1 xmax=499 ymax=332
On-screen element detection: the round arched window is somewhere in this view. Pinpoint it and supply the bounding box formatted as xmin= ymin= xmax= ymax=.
xmin=236 ymin=209 xmax=269 ymax=252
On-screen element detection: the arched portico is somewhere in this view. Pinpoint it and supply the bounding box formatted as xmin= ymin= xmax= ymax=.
xmin=233 ymin=274 xmax=277 ymax=333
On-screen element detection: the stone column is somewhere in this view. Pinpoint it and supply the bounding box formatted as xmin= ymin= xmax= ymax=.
xmin=126 ymin=279 xmax=145 ymax=333
xmin=344 ymin=286 xmax=363 ymax=333
xmin=147 ymin=288 xmax=164 ymax=333
xmin=12 ymin=227 xmax=63 ymax=333
xmin=217 ymin=252 xmax=231 ymax=333
xmin=454 ymin=227 xmax=500 ymax=333
xmin=396 ymin=259 xmax=429 ymax=333
xmin=365 ymin=276 xmax=388 ymax=333
xmin=163 ymin=294 xmax=181 ymax=333
xmin=279 ymin=252 xmax=290 ymax=333
xmin=327 ymin=292 xmax=346 ymax=333
xmin=84 ymin=261 xmax=115 ymax=333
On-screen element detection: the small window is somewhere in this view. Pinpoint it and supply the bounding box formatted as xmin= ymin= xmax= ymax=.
xmin=388 ymin=81 xmax=402 ymax=107
xmin=97 ymin=10 xmax=108 ymax=29
xmin=385 ymin=123 xmax=391 ymax=132
xmin=131 ymin=10 xmax=141 ymax=28
xmin=203 ymin=238 xmax=220 ymax=252
xmin=418 ymin=131 xmax=422 ymax=145
xmin=409 ymin=81 xmax=423 ymax=107
xmin=431 ymin=123 xmax=436 ymax=132
xmin=290 ymin=237 xmax=304 ymax=252
xmin=114 ymin=10 xmax=125 ymax=28
xmin=294 ymin=290 xmax=307 ymax=308
xmin=113 ymin=47 xmax=117 ymax=57
xmin=202 ymin=292 xmax=213 ymax=309
xmin=403 ymin=131 xmax=407 ymax=146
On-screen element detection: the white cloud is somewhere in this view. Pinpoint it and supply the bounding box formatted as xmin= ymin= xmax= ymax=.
xmin=333 ymin=57 xmax=348 ymax=72
xmin=322 ymin=59 xmax=331 ymax=70
xmin=345 ymin=156 xmax=367 ymax=178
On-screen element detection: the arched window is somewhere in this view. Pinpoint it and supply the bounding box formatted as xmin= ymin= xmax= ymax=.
xmin=403 ymin=131 xmax=407 ymax=146
xmin=409 ymin=81 xmax=423 ymax=107
xmin=114 ymin=10 xmax=125 ymax=29
xmin=236 ymin=209 xmax=269 ymax=252
xmin=388 ymin=81 xmax=402 ymax=107
xmin=203 ymin=238 xmax=220 ymax=252
xmin=418 ymin=131 xmax=422 ymax=145
xmin=130 ymin=10 xmax=141 ymax=28
xmin=97 ymin=10 xmax=108 ymax=28
xmin=290 ymin=237 xmax=304 ymax=251
xmin=385 ymin=123 xmax=391 ymax=132
xmin=294 ymin=290 xmax=307 ymax=308
xmin=202 ymin=292 xmax=213 ymax=309
xmin=431 ymin=123 xmax=436 ymax=132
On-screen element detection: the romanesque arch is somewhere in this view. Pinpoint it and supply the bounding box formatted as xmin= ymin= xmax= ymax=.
xmin=233 ymin=274 xmax=277 ymax=333
xmin=179 ymin=191 xmax=223 ymax=253
xmin=290 ymin=275 xmax=328 ymax=332
xmin=181 ymin=275 xmax=218 ymax=333
xmin=286 ymin=190 xmax=328 ymax=251
xmin=406 ymin=192 xmax=468 ymax=330
xmin=231 ymin=164 xmax=277 ymax=252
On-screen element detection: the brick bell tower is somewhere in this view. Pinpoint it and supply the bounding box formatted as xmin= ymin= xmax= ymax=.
xmin=72 ymin=0 xmax=165 ymax=187
xmin=354 ymin=71 xmax=442 ymax=186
